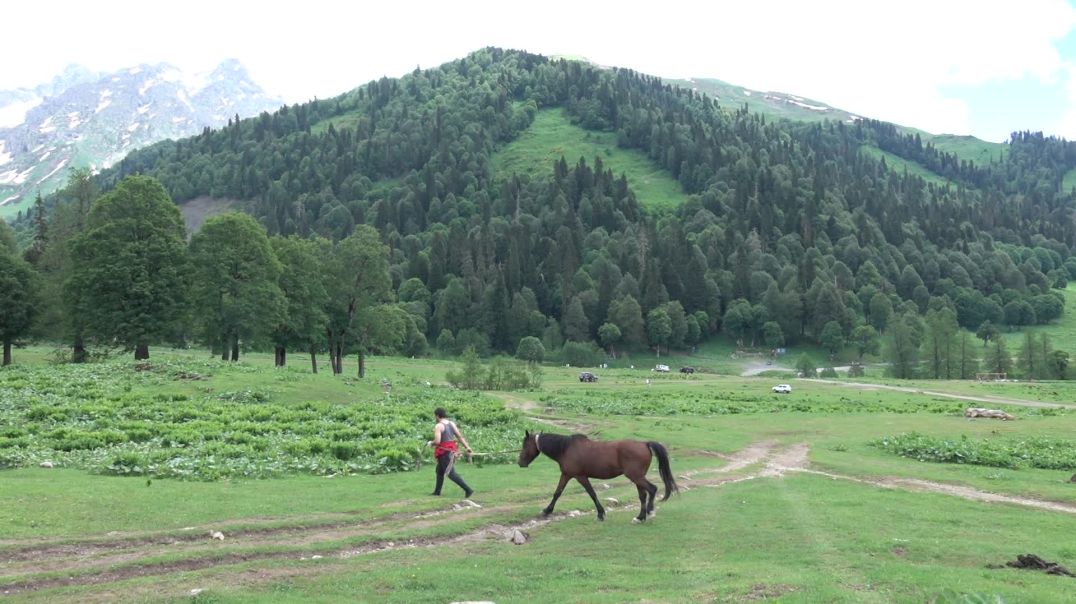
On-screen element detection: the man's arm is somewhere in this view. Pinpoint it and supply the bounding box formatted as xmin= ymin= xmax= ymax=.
xmin=432 ymin=423 xmax=443 ymax=445
xmin=453 ymin=422 xmax=472 ymax=452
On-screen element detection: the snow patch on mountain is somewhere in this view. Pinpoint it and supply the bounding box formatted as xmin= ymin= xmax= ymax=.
xmin=38 ymin=158 xmax=69 ymax=183
xmin=0 ymin=97 xmax=42 ymax=128
xmin=0 ymin=166 xmax=33 ymax=185
xmin=0 ymin=59 xmax=281 ymax=216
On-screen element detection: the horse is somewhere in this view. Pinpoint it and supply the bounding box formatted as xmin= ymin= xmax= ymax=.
xmin=517 ymin=430 xmax=678 ymax=523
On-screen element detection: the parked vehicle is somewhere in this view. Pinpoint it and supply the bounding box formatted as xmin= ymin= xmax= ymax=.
xmin=772 ymin=384 xmax=792 ymax=394
xmin=579 ymin=372 xmax=598 ymax=383
xmin=680 ymin=366 xmax=695 ymax=374
xmin=653 ymin=364 xmax=670 ymax=372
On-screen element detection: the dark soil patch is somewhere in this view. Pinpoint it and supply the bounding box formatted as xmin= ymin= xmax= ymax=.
xmin=1002 ymin=553 xmax=1075 ymax=577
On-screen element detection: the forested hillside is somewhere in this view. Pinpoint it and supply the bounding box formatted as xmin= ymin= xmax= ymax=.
xmin=8 ymin=48 xmax=1076 ymax=375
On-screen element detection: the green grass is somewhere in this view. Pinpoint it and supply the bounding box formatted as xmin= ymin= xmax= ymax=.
xmin=309 ymin=110 xmax=364 ymax=136
xmin=105 ymin=474 xmax=1076 ymax=604
xmin=4 ymin=347 xmax=1076 ymax=601
xmin=861 ymin=144 xmax=951 ymax=186
xmin=492 ymin=108 xmax=690 ymax=210
xmin=1062 ymin=168 xmax=1076 ymax=195
xmin=922 ymin=132 xmax=1006 ymax=166
xmin=998 ymin=284 xmax=1076 ymax=353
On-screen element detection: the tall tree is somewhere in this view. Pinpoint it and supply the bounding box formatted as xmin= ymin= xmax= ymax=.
xmin=324 ymin=226 xmax=393 ymax=377
xmin=190 ymin=213 xmax=285 ymax=361
xmin=850 ymin=324 xmax=879 ymax=361
xmin=884 ymin=314 xmax=921 ymax=379
xmin=270 ymin=235 xmax=329 ymax=371
xmin=924 ymin=307 xmax=959 ymax=379
xmin=608 ymin=295 xmax=646 ymax=349
xmin=0 ymin=248 xmax=39 ymax=365
xmin=68 ymin=176 xmax=189 ymax=360
xmin=819 ymin=321 xmax=845 ymax=358
xmin=982 ymin=336 xmax=1013 ymax=376
xmin=647 ymin=307 xmax=672 ymax=355
xmin=597 ymin=322 xmax=621 ymax=357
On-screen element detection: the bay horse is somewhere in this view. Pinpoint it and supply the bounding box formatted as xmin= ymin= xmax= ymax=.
xmin=517 ymin=430 xmax=678 ymax=523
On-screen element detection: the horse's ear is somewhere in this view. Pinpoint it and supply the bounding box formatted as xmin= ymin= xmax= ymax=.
xmin=524 ymin=429 xmax=530 ymax=438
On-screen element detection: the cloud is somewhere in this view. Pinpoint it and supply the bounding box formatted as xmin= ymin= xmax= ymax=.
xmin=3 ymin=0 xmax=1075 ymax=139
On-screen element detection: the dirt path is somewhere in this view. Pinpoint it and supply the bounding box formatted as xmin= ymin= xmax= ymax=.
xmin=5 ymin=441 xmax=1075 ymax=598
xmin=740 ymin=362 xmax=786 ymax=376
xmin=800 ymin=378 xmax=1076 ymax=409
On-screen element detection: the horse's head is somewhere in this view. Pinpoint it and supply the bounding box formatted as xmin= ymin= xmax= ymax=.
xmin=518 ymin=430 xmax=540 ymax=467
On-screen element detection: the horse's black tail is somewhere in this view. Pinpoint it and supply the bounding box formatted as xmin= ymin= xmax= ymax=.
xmin=647 ymin=441 xmax=679 ymax=501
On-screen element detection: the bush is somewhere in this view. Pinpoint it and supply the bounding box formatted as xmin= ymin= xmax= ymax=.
xmin=819 ymin=367 xmax=839 ymax=378
xmin=560 ymin=341 xmax=603 ymax=367
xmin=872 ymin=432 xmax=1076 ymax=470
xmin=515 ymin=336 xmax=545 ymax=363
xmin=795 ymin=354 xmax=817 ymax=377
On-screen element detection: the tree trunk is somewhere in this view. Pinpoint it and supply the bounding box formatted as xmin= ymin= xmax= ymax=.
xmin=221 ymin=335 xmax=229 ymax=361
xmin=72 ymin=333 xmax=87 ymax=364
xmin=134 ymin=342 xmax=149 ymax=360
xmin=310 ymin=346 xmax=318 ymax=374
xmin=274 ymin=345 xmax=286 ymax=367
xmin=231 ymin=335 xmax=239 ymax=362
xmin=2 ymin=339 xmax=11 ymax=366
xmin=358 ymin=349 xmax=365 ymax=378
xmin=280 ymin=347 xmax=286 ymax=367
xmin=335 ymin=342 xmax=344 ymax=374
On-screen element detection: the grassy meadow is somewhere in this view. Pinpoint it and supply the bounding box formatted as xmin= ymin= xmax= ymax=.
xmin=492 ymin=109 xmax=690 ymax=210
xmin=1 ymin=346 xmax=1075 ymax=602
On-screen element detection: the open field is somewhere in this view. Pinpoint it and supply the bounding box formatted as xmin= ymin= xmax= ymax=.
xmin=2 ymin=348 xmax=1076 ymax=602
xmin=492 ymin=109 xmax=690 ymax=210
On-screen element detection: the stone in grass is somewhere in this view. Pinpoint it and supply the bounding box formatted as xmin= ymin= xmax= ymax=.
xmin=39 ymin=461 xmax=54 ymax=469
xmin=505 ymin=528 xmax=527 ymax=545
xmin=209 ymin=531 xmax=225 ymax=541
xmin=604 ymin=497 xmax=619 ymax=505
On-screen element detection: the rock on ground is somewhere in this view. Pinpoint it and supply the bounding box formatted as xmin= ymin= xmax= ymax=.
xmin=965 ymin=408 xmax=1015 ymax=420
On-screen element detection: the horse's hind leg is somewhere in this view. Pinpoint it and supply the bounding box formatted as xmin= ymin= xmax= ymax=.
xmin=644 ymin=479 xmax=658 ymax=517
xmin=576 ymin=477 xmax=605 ymax=521
xmin=543 ymin=473 xmax=571 ymax=516
xmin=633 ymin=483 xmax=648 ymax=523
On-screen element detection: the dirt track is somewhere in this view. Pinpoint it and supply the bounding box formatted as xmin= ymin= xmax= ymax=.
xmin=4 ymin=441 xmax=1074 ymax=598
xmin=800 ymin=378 xmax=1076 ymax=409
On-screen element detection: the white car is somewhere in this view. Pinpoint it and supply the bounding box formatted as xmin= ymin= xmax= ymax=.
xmin=653 ymin=364 xmax=670 ymax=372
xmin=772 ymin=384 xmax=792 ymax=394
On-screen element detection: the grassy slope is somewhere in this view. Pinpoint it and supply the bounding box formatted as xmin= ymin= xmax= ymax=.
xmin=1000 ymin=283 xmax=1076 ymax=352
xmin=922 ymin=132 xmax=1006 ymax=165
xmin=859 ymin=145 xmax=951 ymax=186
xmin=492 ymin=108 xmax=690 ymax=210
xmin=1063 ymin=167 xmax=1076 ymax=195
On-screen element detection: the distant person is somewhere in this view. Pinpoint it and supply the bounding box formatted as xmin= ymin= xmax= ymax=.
xmin=430 ymin=407 xmax=474 ymax=498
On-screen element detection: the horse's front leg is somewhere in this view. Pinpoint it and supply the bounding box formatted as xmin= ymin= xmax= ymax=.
xmin=542 ymin=473 xmax=571 ymax=516
xmin=576 ymin=476 xmax=605 ymax=521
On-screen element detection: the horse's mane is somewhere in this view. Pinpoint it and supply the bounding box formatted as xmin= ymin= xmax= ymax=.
xmin=540 ymin=433 xmax=588 ymax=459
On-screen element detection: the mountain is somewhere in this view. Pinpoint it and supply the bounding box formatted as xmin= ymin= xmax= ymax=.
xmin=20 ymin=48 xmax=1076 ymax=363
xmin=0 ymin=60 xmax=281 ymax=218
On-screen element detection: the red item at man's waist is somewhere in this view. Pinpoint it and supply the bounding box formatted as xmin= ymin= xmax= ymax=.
xmin=434 ymin=440 xmax=458 ymax=458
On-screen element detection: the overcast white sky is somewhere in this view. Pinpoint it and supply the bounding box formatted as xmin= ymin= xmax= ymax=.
xmin=5 ymin=0 xmax=1076 ymax=142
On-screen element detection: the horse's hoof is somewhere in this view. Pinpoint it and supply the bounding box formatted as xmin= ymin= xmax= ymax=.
xmin=632 ymin=517 xmax=644 ymax=524
xmin=596 ymin=515 xmax=605 ymax=522
xmin=647 ymin=510 xmax=656 ymax=518
xmin=541 ymin=509 xmax=552 ymax=517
